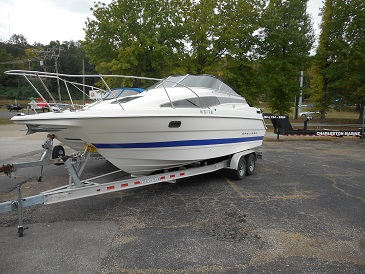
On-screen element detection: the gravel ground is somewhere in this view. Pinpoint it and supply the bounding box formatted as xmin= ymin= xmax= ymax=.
xmin=0 ymin=125 xmax=364 ymax=273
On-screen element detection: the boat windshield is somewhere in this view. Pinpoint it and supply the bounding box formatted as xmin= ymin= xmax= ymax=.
xmin=151 ymin=75 xmax=239 ymax=96
xmin=103 ymin=88 xmax=144 ymax=100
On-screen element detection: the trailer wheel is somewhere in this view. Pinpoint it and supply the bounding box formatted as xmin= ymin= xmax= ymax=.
xmin=245 ymin=154 xmax=256 ymax=176
xmin=231 ymin=156 xmax=246 ymax=180
xmin=52 ymin=145 xmax=65 ymax=165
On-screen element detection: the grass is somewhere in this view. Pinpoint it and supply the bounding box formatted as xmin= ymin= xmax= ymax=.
xmin=0 ymin=99 xmax=29 ymax=106
xmin=0 ymin=118 xmax=13 ymax=124
xmin=0 ymin=100 xmax=25 ymax=125
xmin=323 ymin=110 xmax=360 ymax=124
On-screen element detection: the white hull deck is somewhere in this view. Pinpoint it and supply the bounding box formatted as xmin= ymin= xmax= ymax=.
xmin=52 ymin=113 xmax=265 ymax=174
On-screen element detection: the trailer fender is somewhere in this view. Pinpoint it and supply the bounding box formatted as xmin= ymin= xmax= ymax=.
xmin=228 ymin=150 xmax=256 ymax=170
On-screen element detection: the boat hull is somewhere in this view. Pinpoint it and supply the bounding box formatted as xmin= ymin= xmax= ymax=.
xmin=73 ymin=115 xmax=264 ymax=174
xmin=12 ymin=110 xmax=266 ymax=175
xmin=96 ymin=137 xmax=264 ymax=175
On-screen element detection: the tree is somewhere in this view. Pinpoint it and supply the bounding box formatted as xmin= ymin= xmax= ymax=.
xmin=0 ymin=47 xmax=14 ymax=90
xmin=311 ymin=0 xmax=365 ymax=122
xmin=217 ymin=0 xmax=266 ymax=104
xmin=311 ymin=0 xmax=347 ymax=122
xmin=8 ymin=34 xmax=28 ymax=47
xmin=0 ymin=37 xmax=35 ymax=95
xmin=346 ymin=0 xmax=365 ymax=122
xmin=181 ymin=0 xmax=224 ymax=74
xmin=0 ymin=46 xmax=14 ymax=65
xmin=83 ymin=0 xmax=268 ymax=103
xmin=256 ymin=0 xmax=314 ymax=115
xmin=83 ymin=0 xmax=185 ymax=88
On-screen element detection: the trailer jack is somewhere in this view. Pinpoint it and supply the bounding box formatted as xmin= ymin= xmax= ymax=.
xmin=0 ymin=135 xmax=97 ymax=236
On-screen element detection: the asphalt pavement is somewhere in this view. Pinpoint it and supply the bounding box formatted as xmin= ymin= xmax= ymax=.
xmin=0 ymin=124 xmax=365 ymax=273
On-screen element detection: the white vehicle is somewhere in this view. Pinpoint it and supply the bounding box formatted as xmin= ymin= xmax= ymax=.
xmin=7 ymin=70 xmax=266 ymax=175
xmin=299 ymin=111 xmax=320 ymax=117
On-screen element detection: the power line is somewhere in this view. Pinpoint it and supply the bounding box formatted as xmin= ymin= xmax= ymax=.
xmin=0 ymin=29 xmax=11 ymax=37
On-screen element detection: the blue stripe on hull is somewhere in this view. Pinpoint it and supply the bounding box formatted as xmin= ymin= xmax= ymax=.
xmin=93 ymin=136 xmax=264 ymax=149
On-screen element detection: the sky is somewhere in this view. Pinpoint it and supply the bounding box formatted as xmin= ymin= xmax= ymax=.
xmin=0 ymin=0 xmax=324 ymax=45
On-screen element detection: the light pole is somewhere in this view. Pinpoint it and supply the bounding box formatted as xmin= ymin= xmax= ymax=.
xmin=361 ymin=103 xmax=365 ymax=143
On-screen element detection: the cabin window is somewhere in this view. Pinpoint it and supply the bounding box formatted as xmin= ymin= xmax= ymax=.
xmin=218 ymin=97 xmax=247 ymax=104
xmin=111 ymin=96 xmax=142 ymax=104
xmin=160 ymin=96 xmax=220 ymax=108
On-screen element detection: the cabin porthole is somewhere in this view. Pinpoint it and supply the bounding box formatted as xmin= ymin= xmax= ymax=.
xmin=169 ymin=121 xmax=181 ymax=128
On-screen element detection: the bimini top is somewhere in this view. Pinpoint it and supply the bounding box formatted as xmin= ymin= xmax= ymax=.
xmin=151 ymin=74 xmax=240 ymax=97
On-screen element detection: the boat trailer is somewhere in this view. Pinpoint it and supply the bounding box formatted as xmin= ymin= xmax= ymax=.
xmin=0 ymin=135 xmax=261 ymax=237
xmin=264 ymin=113 xmax=365 ymax=140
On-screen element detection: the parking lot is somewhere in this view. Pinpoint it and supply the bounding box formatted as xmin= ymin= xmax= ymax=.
xmin=0 ymin=125 xmax=365 ymax=273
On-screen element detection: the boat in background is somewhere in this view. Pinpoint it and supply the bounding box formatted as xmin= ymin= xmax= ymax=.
xmin=28 ymin=97 xmax=49 ymax=112
xmin=7 ymin=70 xmax=266 ymax=175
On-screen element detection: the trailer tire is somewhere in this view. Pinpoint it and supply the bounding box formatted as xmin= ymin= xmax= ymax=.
xmin=245 ymin=154 xmax=256 ymax=176
xmin=52 ymin=145 xmax=65 ymax=165
xmin=231 ymin=156 xmax=246 ymax=180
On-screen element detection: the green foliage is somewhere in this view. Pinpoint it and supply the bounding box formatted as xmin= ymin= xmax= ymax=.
xmin=182 ymin=0 xmax=221 ymax=74
xmin=255 ymin=0 xmax=314 ymax=114
xmin=8 ymin=34 xmax=28 ymax=46
xmin=311 ymin=0 xmax=365 ymax=122
xmin=0 ymin=38 xmax=95 ymax=100
xmin=0 ymin=86 xmax=34 ymax=100
xmin=215 ymin=0 xmax=265 ymax=105
xmin=223 ymin=59 xmax=264 ymax=105
xmin=84 ymin=0 xmax=184 ymax=88
xmin=0 ymin=47 xmax=13 ymax=63
xmin=1 ymin=0 xmax=362 ymax=120
xmin=83 ymin=0 xmax=268 ymax=99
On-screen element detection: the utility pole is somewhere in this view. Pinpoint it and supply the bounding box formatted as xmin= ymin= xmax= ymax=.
xmin=82 ymin=59 xmax=85 ymax=105
xmin=294 ymin=71 xmax=304 ymax=119
xmin=299 ymin=71 xmax=304 ymax=115
xmin=361 ymin=103 xmax=365 ymax=143
xmin=33 ymin=46 xmax=64 ymax=101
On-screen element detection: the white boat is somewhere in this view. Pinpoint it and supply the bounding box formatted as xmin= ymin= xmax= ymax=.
xmin=7 ymin=70 xmax=266 ymax=175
